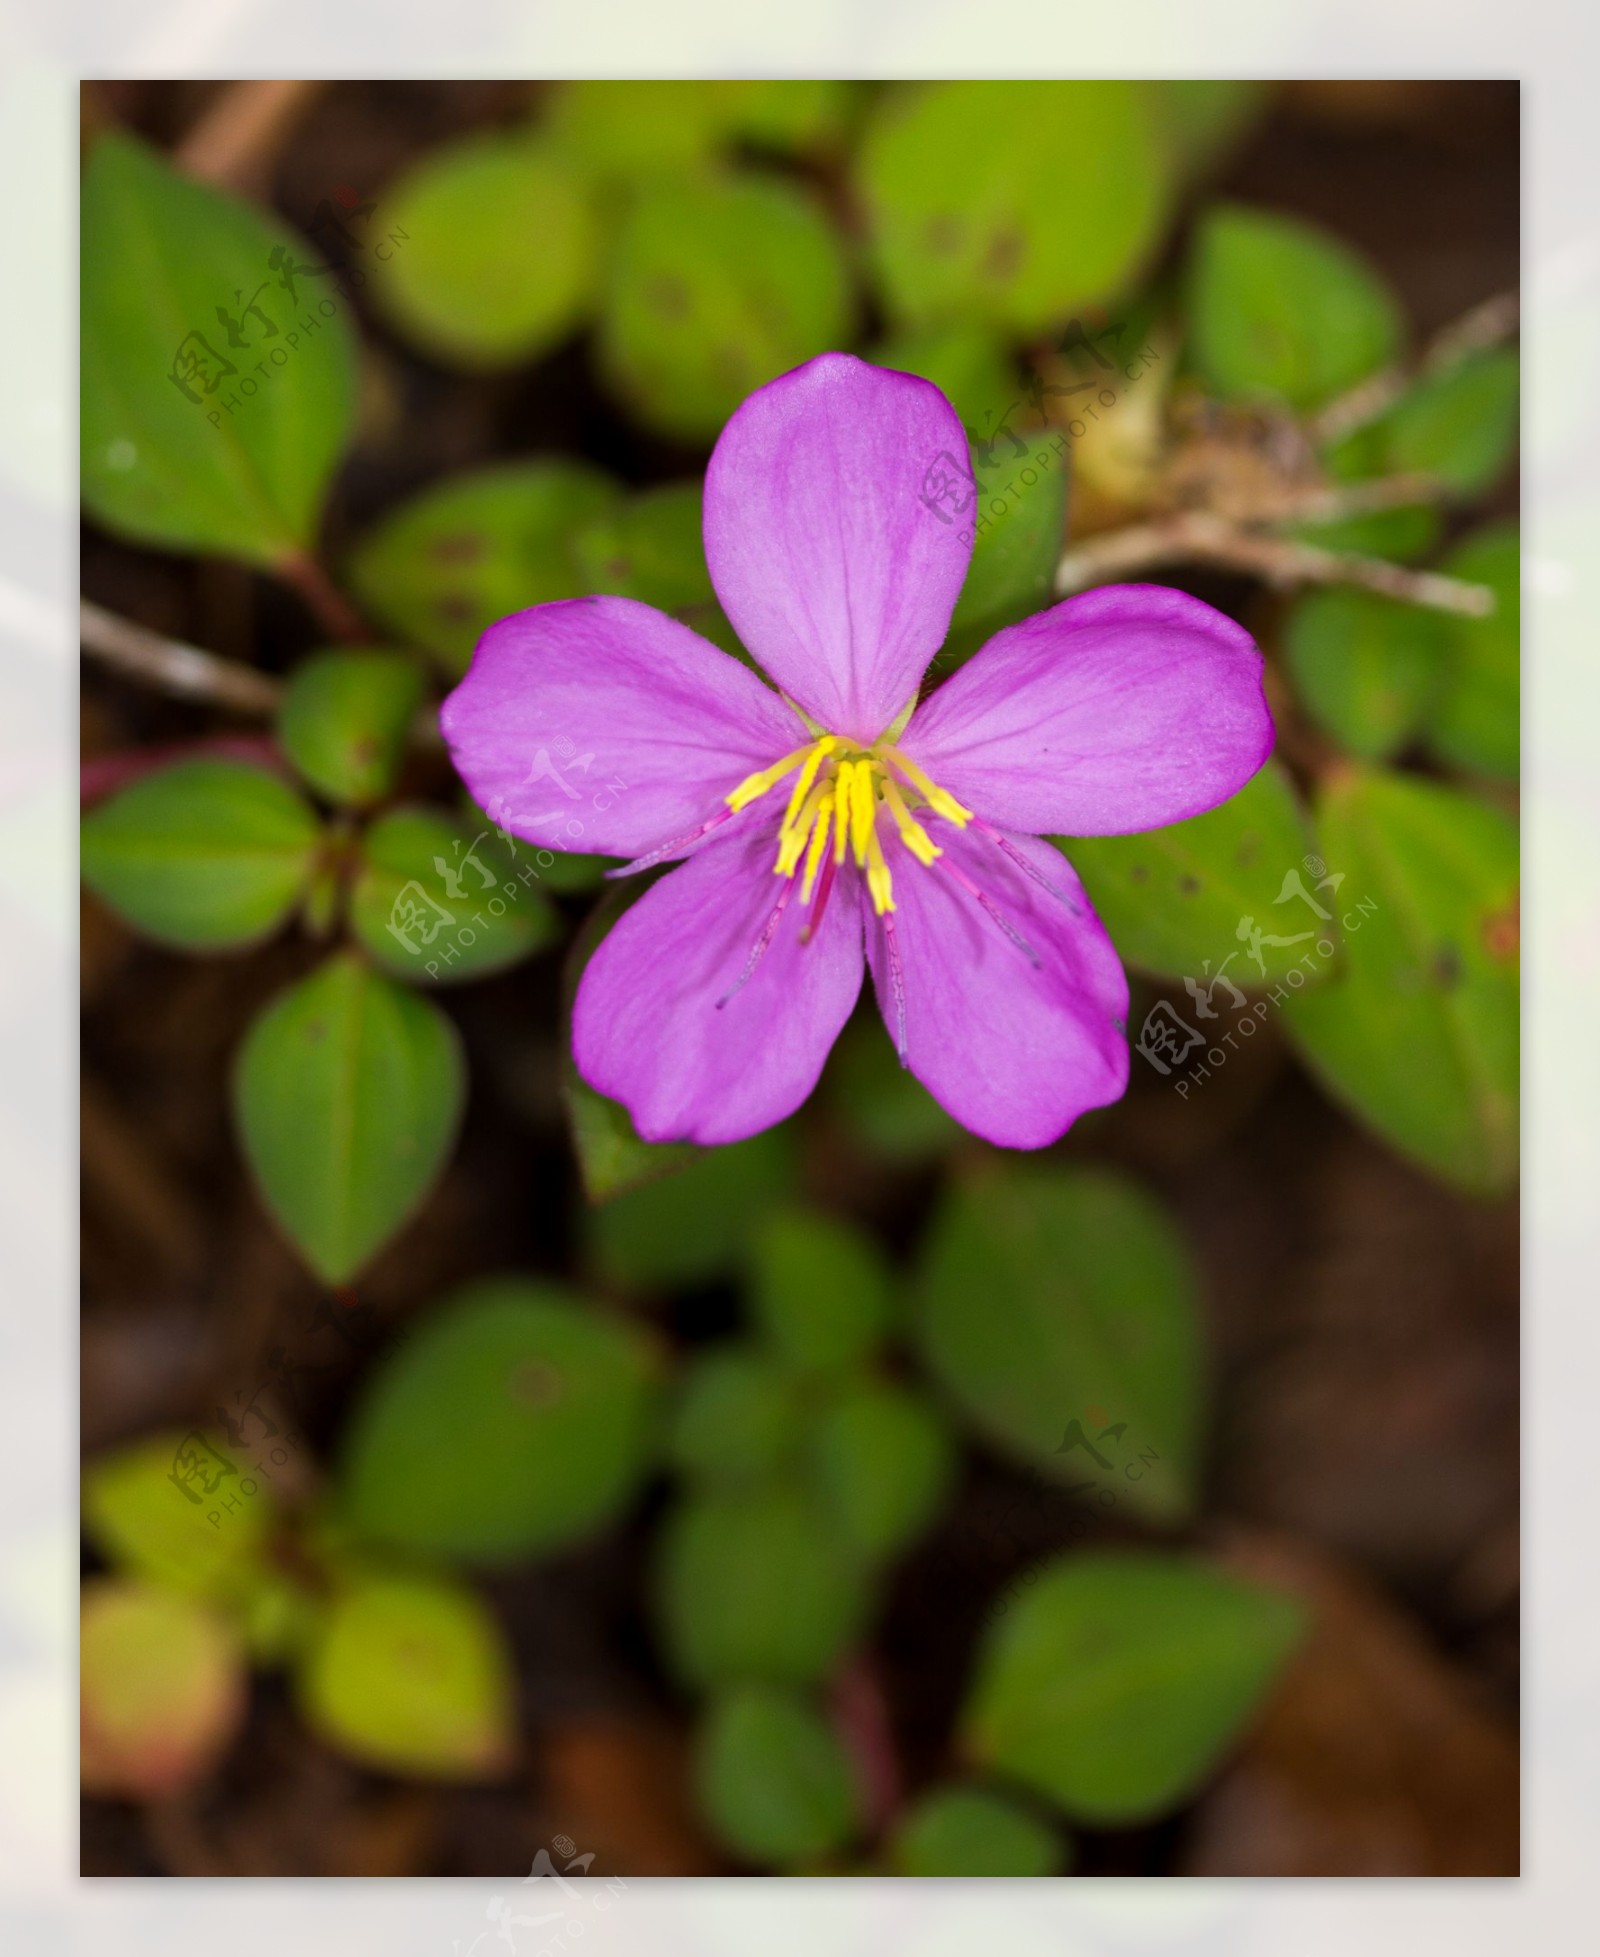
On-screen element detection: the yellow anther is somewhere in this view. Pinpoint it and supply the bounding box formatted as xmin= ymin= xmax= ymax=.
xmin=865 ymin=825 xmax=895 ymax=915
xmin=848 ymin=760 xmax=877 ymax=864
xmin=780 ymin=736 xmax=837 ymax=831
xmin=882 ymin=745 xmax=972 ymax=827
xmin=775 ymin=778 xmax=831 ymax=877
xmin=832 ymin=761 xmax=853 ymax=865
xmin=726 ymin=742 xmax=815 ymax=814
xmin=800 ymin=803 xmax=833 ymax=903
xmin=881 ymin=773 xmax=942 ymax=867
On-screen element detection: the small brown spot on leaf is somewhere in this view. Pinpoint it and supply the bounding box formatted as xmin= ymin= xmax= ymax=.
xmin=1482 ymin=895 xmax=1519 ymax=961
xmin=510 ymin=1359 xmax=562 ymax=1409
xmin=429 ymin=532 xmax=484 ymax=565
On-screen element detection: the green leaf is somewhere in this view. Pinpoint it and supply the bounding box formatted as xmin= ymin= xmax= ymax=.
xmin=349 ymin=805 xmax=558 ymax=984
xmin=655 ymin=1485 xmax=870 ymax=1687
xmin=859 ymin=82 xmax=1170 ymax=336
xmin=546 ymin=80 xmax=855 ymax=183
xmin=296 ymin=1571 xmax=515 ymax=1780
xmin=585 ymin=1124 xmax=795 ymax=1289
xmin=81 ymin=130 xmax=357 ymax=564
xmin=368 ymin=130 xmax=598 ymax=370
xmin=1282 ymin=766 xmax=1519 ymax=1194
xmin=749 ymin=1208 xmax=892 ymax=1375
xmin=275 ymin=649 xmax=423 ymax=808
xmin=808 ymin=1379 xmax=954 ymax=1564
xmin=232 ymin=951 xmax=465 ymax=1282
xmin=1283 ymin=587 xmax=1452 ymax=761
xmin=669 ymin=1347 xmax=805 ymax=1489
xmin=81 ymin=757 xmax=321 ymax=951
xmin=567 ymin=480 xmax=746 ymax=660
xmin=81 ymin=1579 xmax=246 ymax=1800
xmin=1427 ymin=523 xmax=1519 ymax=780
xmin=597 ymin=174 xmax=854 ymax=442
xmin=337 ymin=1277 xmax=661 ymax=1563
xmin=695 ymin=1686 xmax=861 ymax=1868
xmin=1188 ymin=203 xmax=1403 ymax=411
xmin=913 ymin=1166 xmax=1204 ymax=1524
xmin=1059 ymin=760 xmax=1319 ymax=986
xmin=889 ymin=1784 xmax=1064 ymax=1877
xmin=82 ymin=1429 xmax=273 ymax=1603
xmin=823 ymin=1013 xmax=964 ymax=1162
xmin=1140 ymin=81 xmax=1268 ymax=181
xmin=1381 ymin=349 xmax=1519 ymax=498
xmin=346 ymin=460 xmax=617 ymax=674
xmin=962 ymin=1552 xmax=1304 ymax=1825
xmin=565 ymin=1073 xmax=698 ymax=1204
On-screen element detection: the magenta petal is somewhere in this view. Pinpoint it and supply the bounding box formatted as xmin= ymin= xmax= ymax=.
xmin=703 ymin=352 xmax=974 ymax=742
xmin=573 ymin=824 xmax=865 ymax=1145
xmin=864 ymin=825 xmax=1129 ymax=1149
xmin=901 ymin=584 xmax=1274 ymax=836
xmin=439 ymin=596 xmax=804 ymax=859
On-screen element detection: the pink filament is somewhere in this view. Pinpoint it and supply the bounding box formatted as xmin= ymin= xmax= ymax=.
xmin=881 ymin=909 xmax=908 ymax=1063
xmin=716 ymin=878 xmax=796 ymax=1009
xmin=969 ymin=815 xmax=1082 ymax=915
xmin=934 ymin=852 xmax=1042 ymax=969
xmin=607 ymin=805 xmax=736 ymax=879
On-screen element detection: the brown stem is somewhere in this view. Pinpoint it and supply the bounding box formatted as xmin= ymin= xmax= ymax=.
xmin=80 ymin=600 xmax=282 ymax=712
xmin=277 ymin=551 xmax=373 ymax=645
xmin=1310 ymin=287 xmax=1519 ymax=445
xmin=830 ymin=1657 xmax=903 ymax=1836
xmin=1054 ymin=512 xmax=1496 ymax=616
xmin=176 ymin=79 xmax=332 ymax=189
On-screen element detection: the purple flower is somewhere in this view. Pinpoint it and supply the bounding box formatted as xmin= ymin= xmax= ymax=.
xmin=441 ymin=353 xmax=1273 ymax=1149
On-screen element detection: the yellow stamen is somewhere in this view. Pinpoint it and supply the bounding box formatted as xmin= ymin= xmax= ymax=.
xmin=800 ymin=803 xmax=833 ymax=903
xmin=726 ymin=742 xmax=816 ymax=813
xmin=779 ymin=736 xmax=837 ymax=832
xmin=848 ymin=761 xmax=877 ymax=864
xmin=865 ymin=825 xmax=895 ymax=915
xmin=881 ymin=745 xmax=973 ymax=827
xmin=832 ymin=762 xmax=854 ymax=864
xmin=775 ymin=778 xmax=831 ymax=877
xmin=880 ymin=773 xmax=942 ymax=867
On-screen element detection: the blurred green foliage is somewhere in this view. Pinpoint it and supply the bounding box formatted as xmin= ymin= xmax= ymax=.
xmin=81 ymin=80 xmax=1518 ymax=1868
xmin=962 ymin=1552 xmax=1306 ymax=1824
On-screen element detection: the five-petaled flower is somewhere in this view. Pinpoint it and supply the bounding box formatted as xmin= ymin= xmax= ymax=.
xmin=441 ymin=353 xmax=1273 ymax=1148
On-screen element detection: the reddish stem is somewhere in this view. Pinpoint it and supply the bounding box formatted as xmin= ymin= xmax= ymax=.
xmin=81 ymin=735 xmax=285 ymax=805
xmin=830 ymin=1657 xmax=903 ymax=1837
xmin=278 ymin=551 xmax=373 ymax=645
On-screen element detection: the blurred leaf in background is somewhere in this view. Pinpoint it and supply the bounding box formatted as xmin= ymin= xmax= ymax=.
xmin=81 ymin=1580 xmax=248 ymax=1801
xmin=1188 ymin=202 xmax=1402 ymax=410
xmin=1427 ymin=524 xmax=1520 ymax=780
xmin=81 ymin=758 xmax=322 ymax=951
xmin=914 ymin=1167 xmax=1205 ymax=1525
xmin=296 ymin=1570 xmax=516 ymax=1780
xmin=1283 ymin=767 xmax=1519 ymax=1194
xmin=347 ymin=460 xmax=616 ymax=673
xmin=961 ymin=1553 xmax=1306 ymax=1824
xmin=1284 ymin=589 xmax=1452 ymax=762
xmin=82 ymin=131 xmax=356 ymax=564
xmin=1060 ymin=760 xmax=1321 ymax=986
xmin=888 ymin=1783 xmax=1066 ymax=1877
xmin=859 ymin=81 xmax=1170 ymax=335
xmin=336 ymin=1278 xmax=662 ymax=1563
xmin=233 ymin=952 xmax=466 ymax=1282
xmin=369 ymin=129 xmax=599 ymax=370
xmin=694 ymin=1685 xmax=861 ymax=1868
xmin=597 ymin=175 xmax=854 ymax=441
xmin=274 ymin=649 xmax=424 ymax=808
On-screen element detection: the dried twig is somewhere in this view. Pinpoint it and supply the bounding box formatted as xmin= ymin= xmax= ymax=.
xmin=1310 ymin=287 xmax=1519 ymax=445
xmin=80 ymin=600 xmax=282 ymax=713
xmin=1055 ymin=512 xmax=1496 ymax=616
xmin=175 ymin=79 xmax=332 ymax=189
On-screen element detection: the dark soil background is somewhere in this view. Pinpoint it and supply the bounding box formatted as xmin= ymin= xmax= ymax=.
xmin=81 ymin=79 xmax=1519 ymax=1877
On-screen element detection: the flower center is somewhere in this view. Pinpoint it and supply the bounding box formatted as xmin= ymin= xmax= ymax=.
xmin=725 ymin=734 xmax=972 ymax=917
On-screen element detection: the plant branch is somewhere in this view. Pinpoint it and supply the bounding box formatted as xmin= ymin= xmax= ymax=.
xmin=175 ymin=80 xmax=332 ymax=189
xmin=277 ymin=551 xmax=374 ymax=645
xmin=1310 ymin=287 xmax=1519 ymax=445
xmin=80 ymin=600 xmax=282 ymax=713
xmin=1054 ymin=512 xmax=1496 ymax=616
